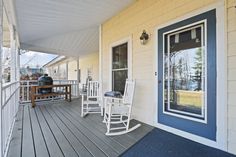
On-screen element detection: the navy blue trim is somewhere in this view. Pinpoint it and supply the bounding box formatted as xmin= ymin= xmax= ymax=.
xmin=157 ymin=9 xmax=216 ymax=140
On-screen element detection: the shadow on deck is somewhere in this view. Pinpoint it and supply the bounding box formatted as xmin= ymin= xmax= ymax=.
xmin=7 ymin=99 xmax=153 ymax=157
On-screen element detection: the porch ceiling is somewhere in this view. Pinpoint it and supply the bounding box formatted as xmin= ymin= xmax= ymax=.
xmin=13 ymin=0 xmax=134 ymax=56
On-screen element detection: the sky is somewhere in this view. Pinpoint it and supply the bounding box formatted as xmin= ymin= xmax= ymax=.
xmin=20 ymin=51 xmax=57 ymax=68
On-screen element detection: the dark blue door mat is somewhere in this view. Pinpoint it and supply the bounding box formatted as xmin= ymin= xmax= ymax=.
xmin=121 ymin=128 xmax=235 ymax=157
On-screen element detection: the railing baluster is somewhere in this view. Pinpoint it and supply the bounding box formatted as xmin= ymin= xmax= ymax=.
xmin=22 ymin=83 xmax=25 ymax=102
xmin=1 ymin=81 xmax=20 ymax=156
xmin=19 ymin=80 xmax=79 ymax=103
xmin=27 ymin=81 xmax=29 ymax=101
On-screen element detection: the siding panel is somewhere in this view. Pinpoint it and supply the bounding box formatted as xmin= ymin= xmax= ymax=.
xmin=227 ymin=0 xmax=236 ymax=154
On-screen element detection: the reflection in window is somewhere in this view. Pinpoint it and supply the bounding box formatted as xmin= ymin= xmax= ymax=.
xmin=112 ymin=43 xmax=128 ymax=94
xmin=2 ymin=47 xmax=11 ymax=84
xmin=2 ymin=10 xmax=11 ymax=84
xmin=164 ymin=23 xmax=206 ymax=120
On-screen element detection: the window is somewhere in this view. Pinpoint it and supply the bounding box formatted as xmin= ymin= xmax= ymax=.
xmin=2 ymin=10 xmax=11 ymax=84
xmin=112 ymin=43 xmax=128 ymax=94
xmin=163 ymin=22 xmax=206 ymax=120
xmin=2 ymin=47 xmax=11 ymax=84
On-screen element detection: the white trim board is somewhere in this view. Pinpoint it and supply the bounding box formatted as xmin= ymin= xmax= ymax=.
xmin=109 ymin=36 xmax=133 ymax=91
xmin=162 ymin=20 xmax=207 ymax=124
xmin=153 ymin=1 xmax=227 ymax=152
xmin=99 ymin=25 xmax=104 ymax=105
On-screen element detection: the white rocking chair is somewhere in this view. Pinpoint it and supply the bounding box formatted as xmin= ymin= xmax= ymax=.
xmin=103 ymin=79 xmax=141 ymax=136
xmin=81 ymin=81 xmax=103 ymax=117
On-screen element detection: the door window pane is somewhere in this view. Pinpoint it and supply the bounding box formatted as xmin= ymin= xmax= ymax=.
xmin=164 ymin=24 xmax=206 ymax=120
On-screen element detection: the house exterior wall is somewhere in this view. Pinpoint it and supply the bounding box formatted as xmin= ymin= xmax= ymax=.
xmin=227 ymin=0 xmax=236 ymax=154
xmin=102 ymin=0 xmax=219 ymax=125
xmin=45 ymin=59 xmax=67 ymax=80
xmin=101 ymin=0 xmax=235 ymax=154
xmin=44 ymin=53 xmax=99 ymax=85
xmin=79 ymin=52 xmax=99 ymax=84
xmin=45 ymin=57 xmax=78 ymax=80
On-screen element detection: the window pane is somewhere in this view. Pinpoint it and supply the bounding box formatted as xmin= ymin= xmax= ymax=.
xmin=112 ymin=43 xmax=128 ymax=69
xmin=2 ymin=10 xmax=11 ymax=84
xmin=164 ymin=24 xmax=205 ymax=120
xmin=2 ymin=47 xmax=11 ymax=84
xmin=112 ymin=70 xmax=127 ymax=94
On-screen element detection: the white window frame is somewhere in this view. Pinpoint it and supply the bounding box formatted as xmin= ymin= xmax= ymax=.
xmin=163 ymin=20 xmax=207 ymax=123
xmin=109 ymin=36 xmax=132 ymax=91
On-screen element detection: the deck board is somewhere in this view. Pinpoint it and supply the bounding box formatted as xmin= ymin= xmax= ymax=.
xmin=55 ymin=105 xmax=119 ymax=156
xmin=44 ymin=105 xmax=93 ymax=157
xmin=67 ymin=103 xmax=138 ymax=147
xmin=22 ymin=105 xmax=35 ymax=157
xmin=30 ymin=106 xmax=49 ymax=157
xmin=7 ymin=106 xmax=23 ymax=157
xmin=62 ymin=107 xmax=126 ymax=153
xmin=49 ymin=105 xmax=107 ymax=157
xmin=7 ymin=99 xmax=153 ymax=157
xmin=39 ymin=106 xmax=78 ymax=157
xmin=35 ymin=106 xmax=64 ymax=157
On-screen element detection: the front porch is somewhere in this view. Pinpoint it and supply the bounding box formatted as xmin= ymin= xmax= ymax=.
xmin=1 ymin=0 xmax=236 ymax=156
xmin=7 ymin=99 xmax=236 ymax=157
xmin=7 ymin=99 xmax=153 ymax=157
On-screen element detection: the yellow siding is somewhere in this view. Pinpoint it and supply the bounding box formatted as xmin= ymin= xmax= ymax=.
xmin=102 ymin=0 xmax=218 ymax=125
xmin=45 ymin=57 xmax=78 ymax=80
xmin=45 ymin=53 xmax=99 ymax=84
xmin=79 ymin=52 xmax=99 ymax=84
xmin=227 ymin=0 xmax=236 ymax=154
xmin=45 ymin=61 xmax=67 ymax=80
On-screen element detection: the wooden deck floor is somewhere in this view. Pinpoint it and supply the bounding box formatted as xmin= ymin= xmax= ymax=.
xmin=7 ymin=99 xmax=153 ymax=157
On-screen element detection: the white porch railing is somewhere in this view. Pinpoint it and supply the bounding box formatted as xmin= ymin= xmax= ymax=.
xmin=2 ymin=81 xmax=20 ymax=157
xmin=20 ymin=80 xmax=79 ymax=103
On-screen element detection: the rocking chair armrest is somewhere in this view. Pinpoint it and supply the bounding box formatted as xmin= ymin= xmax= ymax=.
xmin=104 ymin=96 xmax=123 ymax=102
xmin=106 ymin=101 xmax=123 ymax=106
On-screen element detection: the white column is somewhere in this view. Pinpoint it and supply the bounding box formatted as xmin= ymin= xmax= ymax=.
xmin=0 ymin=0 xmax=3 ymax=156
xmin=57 ymin=65 xmax=60 ymax=80
xmin=77 ymin=58 xmax=80 ymax=83
xmin=76 ymin=58 xmax=80 ymax=96
xmin=99 ymin=25 xmax=103 ymax=107
xmin=16 ymin=49 xmax=20 ymax=81
xmin=10 ymin=26 xmax=16 ymax=82
xmin=16 ymin=48 xmax=20 ymax=109
xmin=66 ymin=61 xmax=68 ymax=80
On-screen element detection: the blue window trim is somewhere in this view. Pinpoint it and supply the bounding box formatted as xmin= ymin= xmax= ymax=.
xmin=157 ymin=9 xmax=216 ymax=140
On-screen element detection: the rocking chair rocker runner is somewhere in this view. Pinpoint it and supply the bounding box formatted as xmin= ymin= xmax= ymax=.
xmin=103 ymin=79 xmax=141 ymax=136
xmin=81 ymin=81 xmax=103 ymax=117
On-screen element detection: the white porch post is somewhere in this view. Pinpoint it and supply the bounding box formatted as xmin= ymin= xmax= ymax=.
xmin=99 ymin=25 xmax=103 ymax=108
xmin=10 ymin=26 xmax=16 ymax=82
xmin=15 ymin=48 xmax=20 ymax=112
xmin=0 ymin=0 xmax=3 ymax=156
xmin=77 ymin=58 xmax=80 ymax=96
xmin=16 ymin=49 xmax=20 ymax=82
xmin=57 ymin=65 xmax=60 ymax=80
xmin=77 ymin=58 xmax=80 ymax=82
xmin=66 ymin=61 xmax=68 ymax=80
